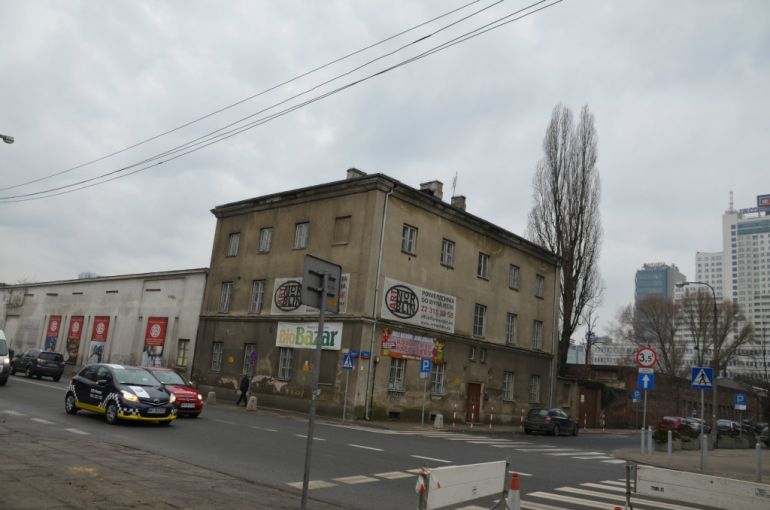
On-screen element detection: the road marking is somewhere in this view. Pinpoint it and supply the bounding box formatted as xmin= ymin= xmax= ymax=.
xmin=456 ymin=506 xmax=486 ymax=510
xmin=295 ymin=434 xmax=326 ymax=441
xmin=558 ymin=486 xmax=701 ymax=510
xmin=601 ymin=480 xmax=627 ymax=486
xmin=520 ymin=501 xmax=566 ymax=510
xmin=375 ymin=471 xmax=413 ymax=480
xmin=31 ymin=418 xmax=55 ymax=425
xmin=262 ymin=427 xmax=277 ymax=432
xmin=64 ymin=428 xmax=90 ymax=435
xmin=544 ymin=451 xmax=587 ymax=456
xmin=410 ymin=455 xmax=451 ymax=463
xmin=348 ymin=444 xmax=383 ymax=452
xmin=508 ymin=470 xmax=533 ymax=477
xmin=8 ymin=377 xmax=67 ymax=391
xmin=602 ymin=459 xmax=627 ymax=464
xmin=1 ymin=410 xmax=26 ymax=416
xmin=572 ymin=455 xmax=614 ymax=460
xmin=213 ymin=419 xmax=236 ymax=425
xmin=528 ymin=491 xmax=619 ymax=509
xmin=580 ymin=482 xmax=626 ymax=492
xmin=286 ymin=480 xmax=336 ymax=490
xmin=514 ymin=447 xmax=569 ymax=452
xmin=406 ymin=468 xmax=424 ymax=474
xmin=467 ymin=440 xmax=515 ymax=444
xmin=333 ymin=475 xmax=378 ymax=485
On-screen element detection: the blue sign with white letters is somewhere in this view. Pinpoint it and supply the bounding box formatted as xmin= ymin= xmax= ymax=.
xmin=735 ymin=393 xmax=747 ymax=406
xmin=420 ymin=358 xmax=432 ymax=373
xmin=637 ymin=373 xmax=654 ymax=390
xmin=632 ymin=390 xmax=641 ymax=401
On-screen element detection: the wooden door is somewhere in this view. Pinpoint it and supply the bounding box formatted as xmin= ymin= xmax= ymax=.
xmin=466 ymin=383 xmax=482 ymax=423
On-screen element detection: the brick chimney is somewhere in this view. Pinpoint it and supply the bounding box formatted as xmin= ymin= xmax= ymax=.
xmin=451 ymin=195 xmax=466 ymax=210
xmin=419 ymin=180 xmax=443 ymax=200
xmin=346 ymin=168 xmax=367 ymax=179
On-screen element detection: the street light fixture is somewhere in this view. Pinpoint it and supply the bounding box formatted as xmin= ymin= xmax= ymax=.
xmin=0 ymin=133 xmax=14 ymax=144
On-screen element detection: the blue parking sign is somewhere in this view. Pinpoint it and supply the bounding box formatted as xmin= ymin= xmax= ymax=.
xmin=420 ymin=358 xmax=432 ymax=373
xmin=632 ymin=390 xmax=641 ymax=401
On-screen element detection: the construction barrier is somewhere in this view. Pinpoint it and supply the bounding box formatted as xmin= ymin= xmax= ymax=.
xmin=415 ymin=461 xmax=508 ymax=509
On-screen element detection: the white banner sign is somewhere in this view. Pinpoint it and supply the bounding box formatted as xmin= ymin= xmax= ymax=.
xmin=271 ymin=274 xmax=349 ymax=315
xmin=380 ymin=278 xmax=455 ymax=333
xmin=275 ymin=322 xmax=343 ymax=350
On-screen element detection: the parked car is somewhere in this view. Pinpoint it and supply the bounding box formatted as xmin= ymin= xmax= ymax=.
xmin=682 ymin=417 xmax=711 ymax=434
xmin=760 ymin=425 xmax=769 ymax=447
xmin=716 ymin=419 xmax=741 ymax=436
xmin=658 ymin=416 xmax=687 ymax=431
xmin=65 ymin=364 xmax=177 ymax=425
xmin=0 ymin=330 xmax=10 ymax=386
xmin=10 ymin=349 xmax=65 ymax=381
xmin=523 ymin=408 xmax=579 ymax=436
xmin=143 ymin=367 xmax=203 ymax=417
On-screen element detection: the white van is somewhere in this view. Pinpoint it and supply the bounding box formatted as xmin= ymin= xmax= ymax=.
xmin=0 ymin=330 xmax=9 ymax=386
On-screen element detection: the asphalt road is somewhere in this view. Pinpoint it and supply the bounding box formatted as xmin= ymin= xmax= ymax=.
xmin=1 ymin=373 xmax=723 ymax=509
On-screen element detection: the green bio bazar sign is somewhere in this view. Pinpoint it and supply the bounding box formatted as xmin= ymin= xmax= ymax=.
xmin=275 ymin=322 xmax=343 ymax=350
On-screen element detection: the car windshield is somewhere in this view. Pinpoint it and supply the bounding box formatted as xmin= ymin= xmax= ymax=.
xmin=0 ymin=339 xmax=7 ymax=356
xmin=528 ymin=409 xmax=548 ymax=417
xmin=150 ymin=370 xmax=187 ymax=385
xmin=114 ymin=367 xmax=160 ymax=386
xmin=39 ymin=352 xmax=62 ymax=361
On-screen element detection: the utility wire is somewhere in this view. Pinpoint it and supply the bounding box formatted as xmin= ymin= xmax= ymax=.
xmin=0 ymin=0 xmax=484 ymax=193
xmin=1 ymin=0 xmax=564 ymax=203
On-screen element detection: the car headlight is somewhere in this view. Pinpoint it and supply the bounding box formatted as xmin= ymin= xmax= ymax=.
xmin=169 ymin=393 xmax=176 ymax=404
xmin=121 ymin=390 xmax=139 ymax=403
xmin=2 ymin=358 xmax=9 ymax=366
xmin=197 ymin=393 xmax=203 ymax=401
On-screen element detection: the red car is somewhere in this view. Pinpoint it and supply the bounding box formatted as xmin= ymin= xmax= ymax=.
xmin=658 ymin=416 xmax=686 ymax=431
xmin=144 ymin=368 xmax=204 ymax=417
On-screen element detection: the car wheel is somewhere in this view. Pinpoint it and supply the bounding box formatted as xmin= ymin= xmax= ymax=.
xmin=53 ymin=376 xmax=61 ymax=382
xmin=552 ymin=425 xmax=560 ymax=437
xmin=105 ymin=402 xmax=119 ymax=425
xmin=0 ymin=378 xmax=6 ymax=386
xmin=25 ymin=367 xmax=33 ymax=378
xmin=64 ymin=393 xmax=78 ymax=415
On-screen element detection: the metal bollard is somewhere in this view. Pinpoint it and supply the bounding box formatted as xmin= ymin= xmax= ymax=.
xmin=756 ymin=441 xmax=762 ymax=482
xmin=667 ymin=430 xmax=672 ymax=461
xmin=640 ymin=427 xmax=645 ymax=454
xmin=647 ymin=426 xmax=653 ymax=455
xmin=206 ymin=391 xmax=217 ymax=405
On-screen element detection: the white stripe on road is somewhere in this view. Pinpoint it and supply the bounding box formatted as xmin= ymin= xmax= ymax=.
xmin=333 ymin=475 xmax=379 ymax=485
xmin=249 ymin=426 xmax=277 ymax=432
xmin=8 ymin=377 xmax=67 ymax=391
xmin=514 ymin=447 xmax=570 ymax=452
xmin=213 ymin=419 xmax=236 ymax=425
xmin=572 ymin=456 xmax=614 ymax=460
xmin=295 ymin=434 xmax=326 ymax=441
xmin=1 ymin=410 xmax=26 ymax=416
xmin=528 ymin=491 xmax=621 ymax=509
xmin=508 ymin=470 xmax=533 ymax=477
xmin=601 ymin=480 xmax=627 ymax=486
xmin=410 ymin=455 xmax=451 ymax=463
xmin=520 ymin=501 xmax=568 ymax=510
xmin=544 ymin=451 xmax=588 ymax=456
xmin=286 ymin=480 xmax=336 ymax=490
xmin=349 ymin=444 xmax=383 ymax=452
xmin=375 ymin=471 xmax=413 ymax=480
xmin=602 ymin=459 xmax=627 ymax=464
xmin=31 ymin=418 xmax=55 ymax=425
xmin=580 ymin=482 xmax=626 ymax=493
xmin=559 ymin=486 xmax=701 ymax=510
xmin=64 ymin=428 xmax=89 ymax=435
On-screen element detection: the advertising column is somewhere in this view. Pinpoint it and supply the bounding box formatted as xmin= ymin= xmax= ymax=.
xmin=66 ymin=316 xmax=84 ymax=364
xmin=141 ymin=317 xmax=168 ymax=367
xmin=45 ymin=315 xmax=62 ymax=351
xmin=88 ymin=316 xmax=111 ymax=364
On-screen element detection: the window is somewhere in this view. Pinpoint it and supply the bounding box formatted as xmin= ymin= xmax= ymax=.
xmin=506 ymin=313 xmax=518 ymax=345
xmin=176 ymin=339 xmax=190 ymax=367
xmin=441 ymin=239 xmax=455 ymax=267
xmin=333 ymin=216 xmax=351 ymax=244
xmin=477 ymin=252 xmax=489 ymax=279
xmin=468 ymin=345 xmax=476 ymax=361
xmin=211 ymin=342 xmax=224 ymax=372
xmin=227 ymin=232 xmax=240 ymax=257
xmin=402 ymin=224 xmax=417 ymax=254
xmin=535 ymin=274 xmax=545 ymax=298
xmin=431 ymin=364 xmax=445 ymax=395
xmin=388 ymin=358 xmax=406 ymax=391
xmin=503 ymin=372 xmax=514 ymax=401
xmin=528 ymin=375 xmax=541 ymax=403
xmin=532 ymin=320 xmax=543 ymax=349
xmin=473 ymin=303 xmax=486 ymax=337
xmin=480 ymin=348 xmax=487 ymax=363
xmin=249 ymin=280 xmax=265 ymax=314
xmin=294 ymin=222 xmax=309 ymax=249
xmin=219 ymin=282 xmax=233 ymax=312
xmin=509 ymin=265 xmax=520 ymax=290
xmin=258 ymin=227 xmax=273 ymax=253
xmin=278 ymin=347 xmax=293 ymax=380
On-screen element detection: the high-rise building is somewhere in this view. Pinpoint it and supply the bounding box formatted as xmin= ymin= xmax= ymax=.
xmin=635 ymin=262 xmax=686 ymax=302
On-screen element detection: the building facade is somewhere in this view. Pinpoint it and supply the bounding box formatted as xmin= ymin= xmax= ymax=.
xmin=0 ymin=269 xmax=207 ymax=377
xmin=191 ymin=170 xmax=560 ymax=423
xmin=634 ymin=262 xmax=686 ymax=302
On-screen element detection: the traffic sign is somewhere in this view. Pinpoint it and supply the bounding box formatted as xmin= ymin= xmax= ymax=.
xmin=342 ymin=353 xmax=354 ymax=370
xmin=301 ymin=254 xmax=342 ymax=313
xmin=638 ymin=367 xmax=654 ymax=374
xmin=420 ymin=358 xmax=432 ymax=373
xmin=632 ymin=390 xmax=641 ymax=402
xmin=735 ymin=393 xmax=747 ymax=410
xmin=637 ymin=372 xmax=655 ymax=390
xmin=635 ymin=347 xmax=657 ymax=368
xmin=691 ymin=367 xmax=714 ymax=389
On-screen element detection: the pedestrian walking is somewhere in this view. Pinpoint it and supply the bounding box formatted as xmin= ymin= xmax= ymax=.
xmin=236 ymin=374 xmax=250 ymax=406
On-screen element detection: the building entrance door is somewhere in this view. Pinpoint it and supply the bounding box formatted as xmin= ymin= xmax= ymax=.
xmin=466 ymin=383 xmax=482 ymax=423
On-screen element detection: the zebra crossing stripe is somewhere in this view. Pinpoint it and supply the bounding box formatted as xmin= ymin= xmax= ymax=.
xmin=557 ymin=486 xmax=701 ymax=510
xmin=520 ymin=501 xmax=569 ymax=510
xmin=64 ymin=428 xmax=89 ymax=435
xmin=580 ymin=482 xmax=626 ymax=492
xmin=286 ymin=480 xmax=336 ymax=490
xmin=332 ymin=475 xmax=378 ymax=485
xmin=374 ymin=471 xmax=413 ymax=480
xmin=507 ymin=470 xmax=533 ymax=477
xmin=544 ymin=451 xmax=588 ymax=456
xmin=31 ymin=418 xmax=55 ymax=424
xmin=601 ymin=459 xmax=626 ymax=464
xmin=601 ymin=480 xmax=627 ymax=486
xmin=572 ymin=456 xmax=614 ymax=460
xmin=527 ymin=490 xmax=621 ymax=509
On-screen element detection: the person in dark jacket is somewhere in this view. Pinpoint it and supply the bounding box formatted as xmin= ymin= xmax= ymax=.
xmin=236 ymin=374 xmax=250 ymax=406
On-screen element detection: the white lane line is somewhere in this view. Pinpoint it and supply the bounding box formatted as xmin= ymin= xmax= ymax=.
xmin=559 ymin=486 xmax=701 ymax=510
xmin=410 ymin=455 xmax=451 ymax=463
xmin=332 ymin=475 xmax=378 ymax=485
xmin=544 ymin=451 xmax=587 ymax=456
xmin=601 ymin=480 xmax=627 ymax=486
xmin=602 ymin=459 xmax=626 ymax=464
xmin=375 ymin=471 xmax=413 ymax=480
xmin=514 ymin=447 xmax=570 ymax=452
xmin=572 ymin=456 xmax=614 ymax=460
xmin=295 ymin=434 xmax=326 ymax=441
xmin=508 ymin=470 xmax=533 ymax=477
xmin=467 ymin=440 xmax=515 ymax=444
xmin=286 ymin=480 xmax=337 ymax=490
xmin=213 ymin=419 xmax=236 ymax=425
xmin=64 ymin=428 xmax=89 ymax=436
xmin=1 ymin=410 xmax=26 ymax=416
xmin=31 ymin=418 xmax=55 ymax=425
xmin=406 ymin=468 xmax=424 ymax=474
xmin=349 ymin=444 xmax=383 ymax=452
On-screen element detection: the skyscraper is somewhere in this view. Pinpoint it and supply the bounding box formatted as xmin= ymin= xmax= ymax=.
xmin=635 ymin=262 xmax=686 ymax=302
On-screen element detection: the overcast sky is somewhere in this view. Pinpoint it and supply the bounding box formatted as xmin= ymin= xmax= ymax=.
xmin=1 ymin=1 xmax=768 ymax=339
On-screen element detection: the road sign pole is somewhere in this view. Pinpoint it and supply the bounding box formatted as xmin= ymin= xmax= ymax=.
xmin=342 ymin=368 xmax=349 ymax=422
xmin=421 ymin=377 xmax=428 ymax=427
xmin=642 ymin=389 xmax=648 ymax=454
xmin=700 ymin=388 xmax=706 ymax=471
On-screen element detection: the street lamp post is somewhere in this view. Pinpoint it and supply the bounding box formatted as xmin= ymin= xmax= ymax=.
xmin=0 ymin=133 xmax=14 ymax=144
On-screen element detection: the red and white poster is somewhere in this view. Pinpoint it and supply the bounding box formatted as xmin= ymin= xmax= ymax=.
xmin=142 ymin=317 xmax=168 ymax=367
xmin=66 ymin=316 xmax=84 ymax=363
xmin=88 ymin=316 xmax=111 ymax=363
xmin=45 ymin=315 xmax=62 ymax=351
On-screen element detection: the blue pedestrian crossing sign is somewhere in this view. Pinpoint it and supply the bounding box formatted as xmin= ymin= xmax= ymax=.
xmin=342 ymin=353 xmax=354 ymax=370
xmin=420 ymin=358 xmax=432 ymax=373
xmin=691 ymin=367 xmax=714 ymax=389
xmin=637 ymin=373 xmax=654 ymax=390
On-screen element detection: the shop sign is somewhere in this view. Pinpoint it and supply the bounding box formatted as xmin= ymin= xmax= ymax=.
xmin=380 ymin=278 xmax=455 ymax=333
xmin=275 ymin=322 xmax=343 ymax=350
xmin=381 ymin=328 xmax=445 ymax=364
xmin=271 ymin=274 xmax=349 ymax=315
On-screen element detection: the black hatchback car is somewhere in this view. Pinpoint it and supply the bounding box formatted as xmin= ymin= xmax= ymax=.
xmin=10 ymin=349 xmax=65 ymax=381
xmin=65 ymin=364 xmax=177 ymax=425
xmin=523 ymin=408 xmax=579 ymax=436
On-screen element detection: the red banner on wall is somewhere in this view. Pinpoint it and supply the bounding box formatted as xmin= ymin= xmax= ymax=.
xmin=145 ymin=317 xmax=168 ymax=347
xmin=68 ymin=316 xmax=84 ymax=340
xmin=91 ymin=316 xmax=110 ymax=341
xmin=45 ymin=315 xmax=62 ymax=351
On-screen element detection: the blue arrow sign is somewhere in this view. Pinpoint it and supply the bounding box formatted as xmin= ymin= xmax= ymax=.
xmin=420 ymin=358 xmax=432 ymax=373
xmin=637 ymin=373 xmax=654 ymax=390
xmin=342 ymin=353 xmax=354 ymax=370
xmin=691 ymin=367 xmax=714 ymax=389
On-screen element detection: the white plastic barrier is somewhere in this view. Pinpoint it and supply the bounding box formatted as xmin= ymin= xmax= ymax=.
xmin=416 ymin=460 xmax=507 ymax=509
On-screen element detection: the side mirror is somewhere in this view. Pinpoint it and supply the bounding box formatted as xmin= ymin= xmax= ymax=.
xmin=96 ymin=378 xmax=110 ymax=386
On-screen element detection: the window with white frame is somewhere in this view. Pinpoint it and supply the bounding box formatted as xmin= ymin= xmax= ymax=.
xmin=535 ymin=274 xmax=545 ymax=298
xmin=441 ymin=238 xmax=455 ymax=267
xmin=402 ymin=224 xmax=417 ymax=255
xmin=468 ymin=345 xmax=476 ymax=361
xmin=473 ymin=303 xmax=486 ymax=337
xmin=480 ymin=347 xmax=487 ymax=363
xmin=278 ymin=347 xmax=293 ymax=380
xmin=528 ymin=374 xmax=541 ymax=403
xmin=431 ymin=364 xmax=445 ymax=395
xmin=294 ymin=222 xmax=309 ymax=249
xmin=502 ymin=371 xmax=514 ymax=401
xmin=227 ymin=232 xmax=240 ymax=257
xmin=176 ymin=339 xmax=190 ymax=367
xmin=532 ymin=320 xmax=543 ymax=349
xmin=388 ymin=358 xmax=406 ymax=391
xmin=211 ymin=342 xmax=224 ymax=372
xmin=509 ymin=264 xmax=520 ymax=290
xmin=219 ymin=282 xmax=233 ymax=312
xmin=258 ymin=227 xmax=273 ymax=253
xmin=249 ymin=279 xmax=265 ymax=314
xmin=477 ymin=252 xmax=489 ymax=279
xmin=506 ymin=313 xmax=517 ymax=345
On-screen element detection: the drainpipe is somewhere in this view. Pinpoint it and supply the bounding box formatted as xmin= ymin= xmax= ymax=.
xmin=548 ymin=261 xmax=560 ymax=407
xmin=364 ymin=186 xmax=394 ymax=420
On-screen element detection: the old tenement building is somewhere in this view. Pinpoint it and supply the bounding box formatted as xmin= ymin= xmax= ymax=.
xmin=192 ymin=169 xmax=560 ymax=423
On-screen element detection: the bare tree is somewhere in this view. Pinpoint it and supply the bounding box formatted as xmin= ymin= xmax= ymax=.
xmin=528 ymin=103 xmax=602 ymax=373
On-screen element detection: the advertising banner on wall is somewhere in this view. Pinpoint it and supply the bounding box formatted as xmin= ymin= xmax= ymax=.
xmin=45 ymin=315 xmax=62 ymax=351
xmin=275 ymin=322 xmax=343 ymax=350
xmin=88 ymin=316 xmax=111 ymax=363
xmin=66 ymin=316 xmax=84 ymax=363
xmin=270 ymin=274 xmax=349 ymax=315
xmin=380 ymin=328 xmax=446 ymax=364
xmin=141 ymin=317 xmax=168 ymax=367
xmin=380 ymin=278 xmax=456 ymax=333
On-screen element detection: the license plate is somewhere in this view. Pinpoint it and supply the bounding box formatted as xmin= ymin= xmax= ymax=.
xmin=146 ymin=408 xmax=166 ymax=415
xmin=180 ymin=403 xmax=196 ymax=409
